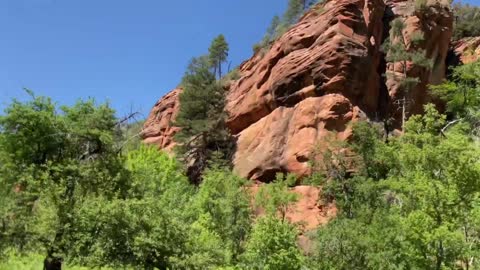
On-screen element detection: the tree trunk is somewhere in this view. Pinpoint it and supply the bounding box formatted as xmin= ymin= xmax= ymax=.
xmin=218 ymin=60 xmax=222 ymax=79
xmin=44 ymin=255 xmax=62 ymax=270
xmin=402 ymin=96 xmax=406 ymax=130
xmin=436 ymin=240 xmax=443 ymax=270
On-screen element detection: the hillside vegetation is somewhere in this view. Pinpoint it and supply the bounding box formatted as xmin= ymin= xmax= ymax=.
xmin=2 ymin=0 xmax=480 ymax=269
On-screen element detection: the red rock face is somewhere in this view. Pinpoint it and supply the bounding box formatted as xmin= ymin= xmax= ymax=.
xmin=384 ymin=0 xmax=453 ymax=119
xmin=234 ymin=95 xmax=360 ymax=180
xmin=142 ymin=88 xmax=182 ymax=153
xmin=144 ymin=0 xmax=453 ymax=181
xmin=228 ymin=0 xmax=452 ymax=180
xmin=452 ymin=37 xmax=480 ymax=64
xmin=142 ymin=0 xmax=454 ymax=231
xmin=226 ymin=0 xmax=386 ymax=135
xmin=228 ymin=0 xmax=386 ymax=180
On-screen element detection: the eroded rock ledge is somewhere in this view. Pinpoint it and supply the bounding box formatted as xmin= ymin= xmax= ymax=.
xmin=142 ymin=88 xmax=182 ymax=153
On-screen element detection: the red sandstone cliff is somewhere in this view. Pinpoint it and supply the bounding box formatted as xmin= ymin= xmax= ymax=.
xmin=142 ymin=88 xmax=182 ymax=153
xmin=143 ymin=0 xmax=453 ymax=181
xmin=142 ymin=0 xmax=454 ymax=230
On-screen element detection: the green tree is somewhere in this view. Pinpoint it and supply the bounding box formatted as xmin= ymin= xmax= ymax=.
xmin=242 ymin=173 xmax=303 ymax=269
xmin=117 ymin=119 xmax=145 ymax=153
xmin=253 ymin=15 xmax=281 ymax=54
xmin=388 ymin=105 xmax=480 ymax=269
xmin=283 ymin=0 xmax=304 ymax=26
xmin=312 ymin=105 xmax=480 ymax=269
xmin=240 ymin=216 xmax=304 ymax=270
xmin=68 ymin=145 xmax=192 ymax=269
xmin=253 ymin=0 xmax=325 ymax=54
xmin=181 ymin=168 xmax=252 ymax=268
xmin=382 ymin=18 xmax=433 ymax=129
xmin=0 ymin=93 xmax=128 ymax=270
xmin=452 ymin=3 xmax=480 ymax=40
xmin=266 ymin=15 xmax=281 ymax=41
xmin=433 ymin=61 xmax=480 ymax=115
xmin=208 ymin=34 xmax=229 ymax=79
xmin=255 ymin=173 xmax=298 ymax=222
xmin=175 ymin=41 xmax=233 ymax=182
xmin=312 ymin=214 xmax=408 ymax=270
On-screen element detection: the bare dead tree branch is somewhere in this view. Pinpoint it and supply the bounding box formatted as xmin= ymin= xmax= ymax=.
xmin=440 ymin=119 xmax=462 ymax=137
xmin=116 ymin=112 xmax=140 ymax=126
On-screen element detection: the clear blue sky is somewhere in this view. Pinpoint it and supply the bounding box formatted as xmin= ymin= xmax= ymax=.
xmin=0 ymin=0 xmax=286 ymax=118
xmin=1 ymin=0 xmax=478 ymax=118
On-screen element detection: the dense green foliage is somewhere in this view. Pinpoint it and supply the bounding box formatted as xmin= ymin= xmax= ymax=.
xmin=0 ymin=93 xmax=129 ymax=269
xmin=255 ymin=173 xmax=298 ymax=221
xmin=432 ymin=60 xmax=480 ymax=120
xmin=310 ymin=101 xmax=480 ymax=269
xmin=240 ymin=216 xmax=304 ymax=270
xmin=1 ymin=1 xmax=480 ymax=267
xmin=452 ymin=3 xmax=480 ymax=40
xmin=382 ymin=18 xmax=433 ymax=129
xmin=174 ymin=36 xmax=233 ymax=182
xmin=242 ymin=174 xmax=304 ymax=270
xmin=0 ymin=252 xmax=116 ymax=270
xmin=282 ymin=61 xmax=480 ymax=269
xmin=0 ymin=32 xmax=307 ymax=270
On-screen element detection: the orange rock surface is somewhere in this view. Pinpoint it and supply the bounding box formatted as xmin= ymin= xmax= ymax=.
xmin=234 ymin=94 xmax=360 ymax=180
xmin=143 ymin=0 xmax=453 ymax=181
xmin=452 ymin=36 xmax=480 ymax=64
xmin=142 ymin=88 xmax=182 ymax=153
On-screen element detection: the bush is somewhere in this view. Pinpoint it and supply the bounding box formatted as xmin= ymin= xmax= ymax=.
xmin=240 ymin=216 xmax=304 ymax=270
xmin=0 ymin=252 xmax=117 ymax=270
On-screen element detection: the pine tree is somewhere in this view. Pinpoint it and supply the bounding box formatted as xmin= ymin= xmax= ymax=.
xmin=175 ymin=37 xmax=233 ymax=183
xmin=266 ymin=15 xmax=281 ymax=42
xmin=283 ymin=0 xmax=304 ymax=27
xmin=208 ymin=34 xmax=229 ymax=79
xmin=382 ymin=18 xmax=433 ymax=129
xmin=240 ymin=216 xmax=304 ymax=270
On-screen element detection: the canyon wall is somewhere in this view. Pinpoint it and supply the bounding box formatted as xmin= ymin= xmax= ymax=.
xmin=143 ymin=0 xmax=453 ymax=181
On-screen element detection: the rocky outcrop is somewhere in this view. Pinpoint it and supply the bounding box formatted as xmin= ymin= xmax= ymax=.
xmin=227 ymin=0 xmax=386 ymax=180
xmin=384 ymin=0 xmax=453 ymax=119
xmin=287 ymin=185 xmax=336 ymax=230
xmin=234 ymin=95 xmax=360 ymax=180
xmin=227 ymin=0 xmax=452 ymax=180
xmin=142 ymin=88 xmax=182 ymax=153
xmin=452 ymin=37 xmax=480 ymax=64
xmin=226 ymin=0 xmax=386 ymax=135
xmin=142 ymin=0 xmax=455 ymax=231
xmin=144 ymin=0 xmax=453 ymax=181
